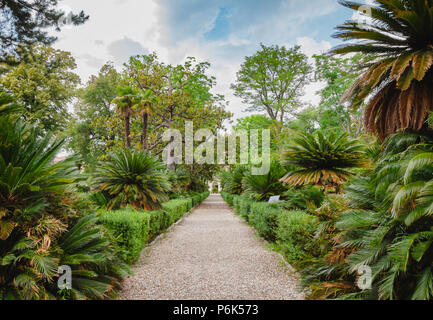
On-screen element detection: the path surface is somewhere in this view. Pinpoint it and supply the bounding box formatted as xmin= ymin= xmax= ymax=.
xmin=118 ymin=194 xmax=303 ymax=300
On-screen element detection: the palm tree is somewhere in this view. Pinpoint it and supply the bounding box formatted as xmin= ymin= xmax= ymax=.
xmin=280 ymin=131 xmax=366 ymax=192
xmin=111 ymin=86 xmax=136 ymax=148
xmin=132 ymin=89 xmax=156 ymax=150
xmin=95 ymin=149 xmax=171 ymax=210
xmin=334 ymin=0 xmax=433 ymax=140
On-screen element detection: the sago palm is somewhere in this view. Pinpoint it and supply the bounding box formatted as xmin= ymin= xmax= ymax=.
xmin=56 ymin=214 xmax=130 ymax=300
xmin=320 ymin=132 xmax=433 ymax=300
xmin=242 ymin=160 xmax=287 ymax=201
xmin=95 ymin=149 xmax=171 ymax=210
xmin=0 ymin=112 xmax=77 ymax=299
xmin=280 ymin=131 xmax=366 ymax=192
xmin=334 ymin=0 xmax=433 ymax=140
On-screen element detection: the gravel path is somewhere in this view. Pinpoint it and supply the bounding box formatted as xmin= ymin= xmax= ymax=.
xmin=118 ymin=194 xmax=304 ymax=300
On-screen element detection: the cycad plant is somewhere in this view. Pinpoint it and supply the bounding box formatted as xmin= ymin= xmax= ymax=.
xmin=0 ymin=94 xmax=128 ymax=300
xmin=0 ymin=108 xmax=74 ymax=299
xmin=280 ymin=131 xmax=366 ymax=192
xmin=95 ymin=149 xmax=171 ymax=210
xmin=242 ymin=160 xmax=287 ymax=201
xmin=305 ymin=132 xmax=433 ymax=300
xmin=56 ymin=215 xmax=130 ymax=300
xmin=334 ymin=0 xmax=433 ymax=140
xmin=228 ymin=166 xmax=247 ymax=195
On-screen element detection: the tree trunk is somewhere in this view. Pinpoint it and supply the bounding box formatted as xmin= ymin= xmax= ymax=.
xmin=124 ymin=114 xmax=131 ymax=148
xmin=141 ymin=112 xmax=149 ymax=150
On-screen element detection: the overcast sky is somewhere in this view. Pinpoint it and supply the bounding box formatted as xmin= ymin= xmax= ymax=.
xmin=52 ymin=0 xmax=358 ymax=123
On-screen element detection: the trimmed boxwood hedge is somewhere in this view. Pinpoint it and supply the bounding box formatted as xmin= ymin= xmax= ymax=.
xmin=100 ymin=209 xmax=151 ymax=264
xmin=100 ymin=192 xmax=209 ymax=264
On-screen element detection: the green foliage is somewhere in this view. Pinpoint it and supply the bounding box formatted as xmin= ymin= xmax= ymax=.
xmin=313 ymin=54 xmax=365 ymax=137
xmin=242 ymin=160 xmax=287 ymax=201
xmin=0 ymin=95 xmax=127 ymax=300
xmin=67 ymin=63 xmax=120 ymax=169
xmin=99 ymin=209 xmax=150 ymax=264
xmin=276 ymin=211 xmax=319 ymax=263
xmin=282 ymin=186 xmax=325 ymax=212
xmin=248 ymin=202 xmax=281 ymax=242
xmin=231 ymin=44 xmax=312 ymax=123
xmin=303 ymin=132 xmax=433 ymax=300
xmin=95 ymin=149 xmax=171 ymax=210
xmin=1 ymin=45 xmax=81 ymax=133
xmin=57 ymin=214 xmax=130 ymax=300
xmin=281 ymin=131 xmax=366 ymax=191
xmin=162 ymin=199 xmax=190 ymax=225
xmin=239 ymin=198 xmax=254 ymax=221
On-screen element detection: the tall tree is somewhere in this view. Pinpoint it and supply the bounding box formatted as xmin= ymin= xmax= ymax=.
xmin=132 ymin=89 xmax=156 ymax=150
xmin=0 ymin=0 xmax=88 ymax=64
xmin=0 ymin=44 xmax=80 ymax=133
xmin=334 ymin=0 xmax=433 ymax=140
xmin=67 ymin=63 xmax=120 ymax=167
xmin=111 ymin=86 xmax=136 ymax=148
xmin=231 ymin=44 xmax=312 ymax=123
xmin=313 ymin=53 xmax=366 ymax=137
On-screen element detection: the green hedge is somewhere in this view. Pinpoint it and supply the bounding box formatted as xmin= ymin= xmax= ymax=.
xmin=276 ymin=211 xmax=319 ymax=262
xmin=100 ymin=209 xmax=151 ymax=264
xmin=100 ymin=192 xmax=209 ymax=264
xmin=249 ymin=202 xmax=281 ymax=242
xmin=239 ymin=198 xmax=254 ymax=221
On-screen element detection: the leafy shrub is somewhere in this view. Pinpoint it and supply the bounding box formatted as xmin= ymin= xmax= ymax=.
xmin=232 ymin=195 xmax=242 ymax=213
xmin=276 ymin=211 xmax=319 ymax=263
xmin=147 ymin=210 xmax=165 ymax=241
xmin=162 ymin=199 xmax=190 ymax=224
xmin=248 ymin=202 xmax=281 ymax=242
xmin=239 ymin=198 xmax=254 ymax=221
xmin=99 ymin=209 xmax=150 ymax=264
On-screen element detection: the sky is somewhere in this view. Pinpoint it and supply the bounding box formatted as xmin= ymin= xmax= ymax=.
xmin=52 ymin=0 xmax=358 ymax=124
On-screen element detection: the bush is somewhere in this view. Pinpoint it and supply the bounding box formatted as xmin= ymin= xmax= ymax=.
xmin=232 ymin=195 xmax=242 ymax=213
xmin=248 ymin=202 xmax=282 ymax=242
xmin=276 ymin=211 xmax=319 ymax=263
xmin=148 ymin=210 xmax=165 ymax=241
xmin=100 ymin=209 xmax=151 ymax=264
xmin=239 ymin=198 xmax=254 ymax=221
xmin=162 ymin=199 xmax=190 ymax=224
